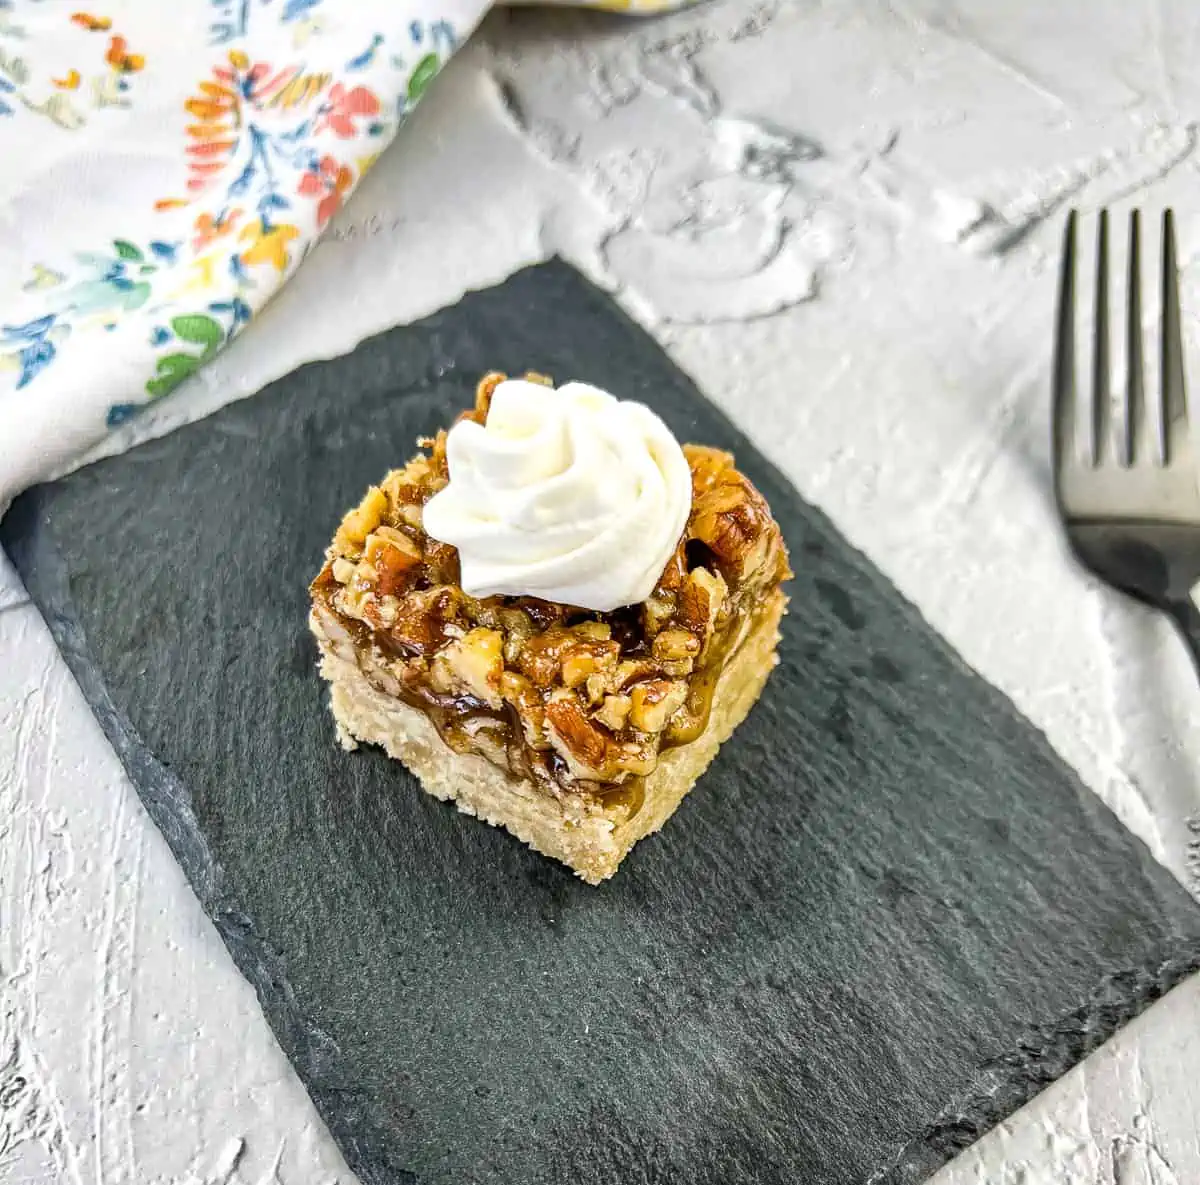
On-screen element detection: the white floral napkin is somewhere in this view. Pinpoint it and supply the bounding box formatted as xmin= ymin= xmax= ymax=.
xmin=0 ymin=0 xmax=684 ymax=508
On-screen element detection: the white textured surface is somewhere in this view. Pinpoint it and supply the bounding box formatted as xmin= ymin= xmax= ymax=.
xmin=0 ymin=549 xmax=25 ymax=613
xmin=4 ymin=0 xmax=1200 ymax=1179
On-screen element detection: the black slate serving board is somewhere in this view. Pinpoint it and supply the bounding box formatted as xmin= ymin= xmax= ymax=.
xmin=5 ymin=260 xmax=1200 ymax=1185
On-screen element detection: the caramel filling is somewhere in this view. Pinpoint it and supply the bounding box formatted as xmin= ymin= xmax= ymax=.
xmin=312 ymin=557 xmax=773 ymax=812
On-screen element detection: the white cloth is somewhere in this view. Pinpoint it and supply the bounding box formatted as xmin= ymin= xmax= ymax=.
xmin=0 ymin=0 xmax=684 ymax=507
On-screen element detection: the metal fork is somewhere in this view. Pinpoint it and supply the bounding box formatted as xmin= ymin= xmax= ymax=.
xmin=1053 ymin=208 xmax=1200 ymax=667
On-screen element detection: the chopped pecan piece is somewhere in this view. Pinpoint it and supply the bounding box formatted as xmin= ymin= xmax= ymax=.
xmin=684 ymin=445 xmax=736 ymax=497
xmin=562 ymin=638 xmax=620 ymax=689
xmin=501 ymin=670 xmax=550 ymax=750
xmin=432 ymin=627 xmax=504 ymax=707
xmin=628 ymin=680 xmax=688 ymax=733
xmin=654 ymin=540 xmax=688 ymax=594
xmin=545 ymin=692 xmax=614 ymax=781
xmin=388 ymin=587 xmax=459 ymax=656
xmin=334 ymin=485 xmax=388 ymax=554
xmin=422 ymin=538 xmax=460 ymax=586
xmin=689 ymin=465 xmax=776 ymax=583
xmin=652 ymin=628 xmax=701 ymax=664
xmin=676 ymin=566 xmax=727 ymax=655
xmin=362 ymin=526 xmax=422 ymax=597
xmin=594 ymin=693 xmax=632 ymax=731
xmin=642 ymin=593 xmax=676 ymax=639
xmin=472 ymin=372 xmax=507 ymax=421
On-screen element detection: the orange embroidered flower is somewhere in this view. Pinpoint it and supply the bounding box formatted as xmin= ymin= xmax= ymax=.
xmin=192 ymin=210 xmax=242 ymax=252
xmin=173 ymin=56 xmax=330 ymax=205
xmin=71 ymin=12 xmax=112 ymax=30
xmin=178 ymin=71 xmax=240 ymax=195
xmin=298 ymin=155 xmax=353 ymax=228
xmin=105 ymin=35 xmax=145 ymax=73
xmin=184 ymin=82 xmax=236 ymax=124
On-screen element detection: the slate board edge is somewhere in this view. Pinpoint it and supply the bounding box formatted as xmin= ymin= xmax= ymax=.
xmin=871 ymin=939 xmax=1200 ymax=1185
xmin=4 ymin=257 xmax=1200 ymax=1185
xmin=2 ymin=484 xmax=412 ymax=1185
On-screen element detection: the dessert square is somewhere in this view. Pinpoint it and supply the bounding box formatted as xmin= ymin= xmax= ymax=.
xmin=310 ymin=372 xmax=790 ymax=883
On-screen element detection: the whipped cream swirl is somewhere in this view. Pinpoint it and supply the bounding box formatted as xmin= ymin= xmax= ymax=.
xmin=422 ymin=379 xmax=692 ymax=612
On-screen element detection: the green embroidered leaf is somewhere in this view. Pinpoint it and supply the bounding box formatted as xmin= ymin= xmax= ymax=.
xmin=407 ymin=53 xmax=440 ymax=103
xmin=145 ymin=352 xmax=201 ymax=399
xmin=113 ymin=240 xmax=144 ymax=262
xmin=169 ymin=314 xmax=223 ymax=356
xmin=122 ymin=281 xmax=153 ymax=310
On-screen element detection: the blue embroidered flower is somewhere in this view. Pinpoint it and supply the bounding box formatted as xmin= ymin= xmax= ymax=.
xmin=346 ymin=34 xmax=383 ymax=72
xmin=106 ymin=403 xmax=141 ymax=428
xmin=1 ymin=316 xmax=62 ymax=390
xmin=282 ymin=0 xmax=323 ymax=22
xmin=209 ymin=296 xmax=252 ymax=328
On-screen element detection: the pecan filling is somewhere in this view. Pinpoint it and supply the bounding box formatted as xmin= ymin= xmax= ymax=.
xmin=311 ymin=374 xmax=791 ymax=807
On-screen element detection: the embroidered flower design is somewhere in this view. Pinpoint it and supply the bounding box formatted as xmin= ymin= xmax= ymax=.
xmin=192 ymin=209 xmax=243 ymax=251
xmin=315 ymin=81 xmax=379 ymax=137
xmin=238 ymin=219 xmax=300 ymax=271
xmin=0 ymin=6 xmax=476 ymax=443
xmin=298 ymin=154 xmax=353 ymax=227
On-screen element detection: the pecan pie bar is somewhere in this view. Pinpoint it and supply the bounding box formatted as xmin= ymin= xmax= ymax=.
xmin=309 ymin=373 xmax=791 ymax=883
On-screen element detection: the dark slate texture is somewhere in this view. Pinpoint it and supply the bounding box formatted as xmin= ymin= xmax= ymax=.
xmin=5 ymin=260 xmax=1200 ymax=1185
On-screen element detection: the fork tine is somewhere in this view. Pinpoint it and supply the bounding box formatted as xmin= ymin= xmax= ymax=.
xmin=1092 ymin=209 xmax=1111 ymax=464
xmin=1053 ymin=210 xmax=1078 ymax=478
xmin=1126 ymin=210 xmax=1153 ymax=465
xmin=1161 ymin=208 xmax=1189 ymax=463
